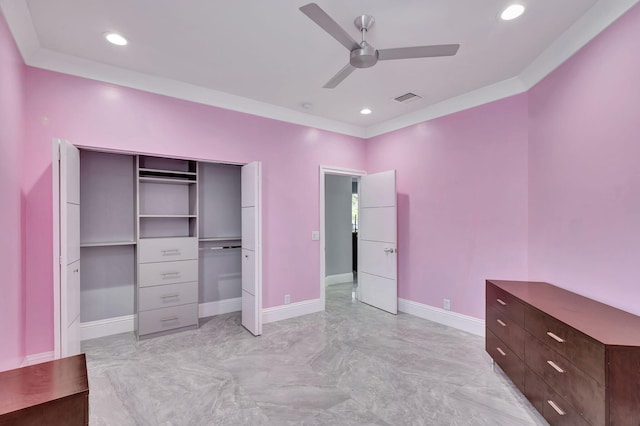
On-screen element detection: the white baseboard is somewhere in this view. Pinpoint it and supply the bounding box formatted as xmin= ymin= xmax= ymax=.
xmin=398 ymin=298 xmax=485 ymax=336
xmin=80 ymin=314 xmax=135 ymax=341
xmin=198 ymin=297 xmax=242 ymax=318
xmin=262 ymin=298 xmax=322 ymax=324
xmin=21 ymin=351 xmax=55 ymax=367
xmin=325 ymin=273 xmax=354 ymax=286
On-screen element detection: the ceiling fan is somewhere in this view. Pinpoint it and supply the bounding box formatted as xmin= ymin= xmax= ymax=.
xmin=299 ymin=3 xmax=460 ymax=88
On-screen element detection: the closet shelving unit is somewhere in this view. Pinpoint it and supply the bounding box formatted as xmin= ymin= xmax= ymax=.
xmin=136 ymin=156 xmax=200 ymax=339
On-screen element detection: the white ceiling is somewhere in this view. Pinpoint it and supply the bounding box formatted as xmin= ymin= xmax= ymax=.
xmin=2 ymin=0 xmax=639 ymax=137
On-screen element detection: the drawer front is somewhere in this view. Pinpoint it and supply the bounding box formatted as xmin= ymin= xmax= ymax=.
xmin=524 ymin=367 xmax=590 ymax=426
xmin=487 ymin=305 xmax=525 ymax=359
xmin=486 ymin=282 xmax=525 ymax=327
xmin=525 ymin=333 xmax=605 ymax=426
xmin=486 ymin=328 xmax=524 ymax=392
xmin=138 ymin=303 xmax=198 ymax=336
xmin=139 ymin=260 xmax=198 ymax=287
xmin=138 ymin=281 xmax=198 ymax=311
xmin=138 ymin=237 xmax=198 ymax=263
xmin=525 ymin=307 xmax=605 ymax=385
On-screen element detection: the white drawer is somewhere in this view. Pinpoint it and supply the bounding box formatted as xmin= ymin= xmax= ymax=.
xmin=138 ymin=237 xmax=198 ymax=263
xmin=138 ymin=303 xmax=198 ymax=336
xmin=138 ymin=281 xmax=198 ymax=311
xmin=139 ymin=260 xmax=197 ymax=287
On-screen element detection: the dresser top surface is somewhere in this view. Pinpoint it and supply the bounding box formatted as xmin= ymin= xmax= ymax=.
xmin=0 ymin=354 xmax=88 ymax=415
xmin=488 ymin=280 xmax=640 ymax=347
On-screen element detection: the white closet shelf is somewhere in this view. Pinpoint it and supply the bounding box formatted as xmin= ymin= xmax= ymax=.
xmin=139 ymin=167 xmax=196 ymax=175
xmin=80 ymin=241 xmax=137 ymax=248
xmin=199 ymin=237 xmax=241 ymax=242
xmin=139 ymin=214 xmax=197 ymax=218
xmin=139 ymin=177 xmax=196 ymax=185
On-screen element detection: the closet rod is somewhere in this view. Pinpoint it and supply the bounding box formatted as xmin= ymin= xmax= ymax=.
xmin=199 ymin=246 xmax=241 ymax=251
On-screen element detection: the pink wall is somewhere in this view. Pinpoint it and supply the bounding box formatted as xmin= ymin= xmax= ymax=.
xmin=0 ymin=11 xmax=26 ymax=371
xmin=366 ymin=95 xmax=529 ymax=319
xmin=23 ymin=68 xmax=366 ymax=354
xmin=528 ymin=3 xmax=640 ymax=316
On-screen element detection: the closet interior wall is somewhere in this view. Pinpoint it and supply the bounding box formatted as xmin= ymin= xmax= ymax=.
xmin=78 ymin=149 xmax=243 ymax=338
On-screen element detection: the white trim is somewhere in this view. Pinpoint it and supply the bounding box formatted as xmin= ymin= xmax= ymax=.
xmin=325 ymin=273 xmax=353 ymax=286
xmin=319 ymin=166 xmax=365 ymax=312
xmin=51 ymin=139 xmax=61 ymax=359
xmin=262 ymin=298 xmax=322 ymax=324
xmin=21 ymin=351 xmax=56 ymax=367
xmin=80 ymin=314 xmax=135 ymax=341
xmin=398 ymin=298 xmax=485 ymax=337
xmin=4 ymin=0 xmax=637 ymax=138
xmin=198 ymin=297 xmax=242 ymax=318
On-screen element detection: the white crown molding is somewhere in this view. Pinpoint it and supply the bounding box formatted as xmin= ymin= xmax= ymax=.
xmin=262 ymin=298 xmax=322 ymax=324
xmin=398 ymin=298 xmax=485 ymax=337
xmin=3 ymin=0 xmax=638 ymax=138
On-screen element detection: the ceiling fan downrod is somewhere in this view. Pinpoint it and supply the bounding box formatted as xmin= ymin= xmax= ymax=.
xmin=350 ymin=14 xmax=377 ymax=68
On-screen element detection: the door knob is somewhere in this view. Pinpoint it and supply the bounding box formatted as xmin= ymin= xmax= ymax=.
xmin=384 ymin=248 xmax=396 ymax=254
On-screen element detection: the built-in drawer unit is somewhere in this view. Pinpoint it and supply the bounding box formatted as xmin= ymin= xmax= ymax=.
xmin=138 ymin=237 xmax=198 ymax=263
xmin=486 ymin=280 xmax=640 ymax=426
xmin=139 ymin=260 xmax=198 ymax=287
xmin=138 ymin=303 xmax=198 ymax=336
xmin=138 ymin=281 xmax=198 ymax=311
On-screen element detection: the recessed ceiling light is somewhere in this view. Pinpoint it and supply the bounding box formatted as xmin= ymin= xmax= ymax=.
xmin=500 ymin=4 xmax=525 ymax=21
xmin=104 ymin=32 xmax=128 ymax=46
xmin=360 ymin=108 xmax=372 ymax=115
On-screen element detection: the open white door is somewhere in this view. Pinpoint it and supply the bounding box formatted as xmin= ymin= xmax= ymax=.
xmin=358 ymin=170 xmax=398 ymax=314
xmin=57 ymin=139 xmax=82 ymax=356
xmin=241 ymin=162 xmax=262 ymax=335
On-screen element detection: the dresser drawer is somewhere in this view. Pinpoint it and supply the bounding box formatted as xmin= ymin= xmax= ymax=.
xmin=138 ymin=281 xmax=198 ymax=311
xmin=138 ymin=303 xmax=198 ymax=336
xmin=524 ymin=367 xmax=590 ymax=426
xmin=486 ymin=328 xmax=524 ymax=392
xmin=138 ymin=237 xmax=198 ymax=263
xmin=139 ymin=260 xmax=198 ymax=287
xmin=525 ymin=307 xmax=605 ymax=385
xmin=525 ymin=333 xmax=605 ymax=426
xmin=487 ymin=305 xmax=525 ymax=359
xmin=486 ymin=282 xmax=525 ymax=327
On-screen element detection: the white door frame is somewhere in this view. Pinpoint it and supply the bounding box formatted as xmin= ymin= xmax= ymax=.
xmin=319 ymin=165 xmax=366 ymax=311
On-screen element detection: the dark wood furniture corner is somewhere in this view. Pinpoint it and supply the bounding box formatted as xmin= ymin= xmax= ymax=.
xmin=0 ymin=354 xmax=89 ymax=425
xmin=486 ymin=280 xmax=640 ymax=426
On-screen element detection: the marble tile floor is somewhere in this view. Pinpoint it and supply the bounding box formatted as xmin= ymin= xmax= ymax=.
xmin=82 ymin=283 xmax=548 ymax=425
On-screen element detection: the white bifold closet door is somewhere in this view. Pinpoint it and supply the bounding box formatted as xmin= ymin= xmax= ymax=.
xmin=58 ymin=139 xmax=82 ymax=356
xmin=358 ymin=170 xmax=398 ymax=314
xmin=241 ymin=162 xmax=262 ymax=336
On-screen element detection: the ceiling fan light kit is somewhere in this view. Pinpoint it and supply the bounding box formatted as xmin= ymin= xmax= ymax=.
xmin=299 ymin=3 xmax=460 ymax=88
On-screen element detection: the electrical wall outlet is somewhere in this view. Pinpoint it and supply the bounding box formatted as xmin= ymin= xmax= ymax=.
xmin=443 ymin=299 xmax=451 ymax=311
xmin=284 ymin=294 xmax=291 ymax=305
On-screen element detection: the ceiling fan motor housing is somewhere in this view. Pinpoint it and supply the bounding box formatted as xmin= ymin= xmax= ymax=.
xmin=350 ymin=43 xmax=378 ymax=68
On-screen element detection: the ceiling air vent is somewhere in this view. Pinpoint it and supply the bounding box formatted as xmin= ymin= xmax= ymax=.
xmin=393 ymin=92 xmax=422 ymax=103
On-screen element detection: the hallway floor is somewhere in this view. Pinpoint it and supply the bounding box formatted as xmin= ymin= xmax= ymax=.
xmin=83 ymin=283 xmax=547 ymax=425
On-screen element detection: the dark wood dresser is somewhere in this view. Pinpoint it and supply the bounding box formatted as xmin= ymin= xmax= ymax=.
xmin=0 ymin=354 xmax=89 ymax=425
xmin=486 ymin=280 xmax=640 ymax=426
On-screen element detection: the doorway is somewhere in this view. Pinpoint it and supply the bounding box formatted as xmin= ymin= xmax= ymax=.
xmin=319 ymin=166 xmax=365 ymax=312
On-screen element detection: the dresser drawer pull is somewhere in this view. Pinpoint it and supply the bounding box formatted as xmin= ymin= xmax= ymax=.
xmin=546 ymin=331 xmax=565 ymax=343
xmin=496 ymin=298 xmax=507 ymax=306
xmin=160 ymin=316 xmax=179 ymax=322
xmin=161 ymin=272 xmax=181 ymax=279
xmin=161 ymin=249 xmax=181 ymax=256
xmin=160 ymin=293 xmax=180 ymax=299
xmin=496 ymin=347 xmax=506 ymax=357
xmin=547 ymin=360 xmax=565 ymax=373
xmin=496 ymin=319 xmax=506 ymax=327
xmin=547 ymin=400 xmax=566 ymax=416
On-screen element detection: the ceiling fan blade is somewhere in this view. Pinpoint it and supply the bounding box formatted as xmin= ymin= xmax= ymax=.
xmin=323 ymin=63 xmax=356 ymax=88
xmin=299 ymin=3 xmax=360 ymax=51
xmin=377 ymin=44 xmax=460 ymax=61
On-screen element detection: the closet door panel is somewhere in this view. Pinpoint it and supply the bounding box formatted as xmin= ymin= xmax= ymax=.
xmin=67 ymin=262 xmax=81 ymax=327
xmin=241 ymin=207 xmax=255 ymax=250
xmin=67 ymin=204 xmax=81 ymax=262
xmin=241 ymin=291 xmax=257 ymax=330
xmin=241 ymin=249 xmax=256 ymax=295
